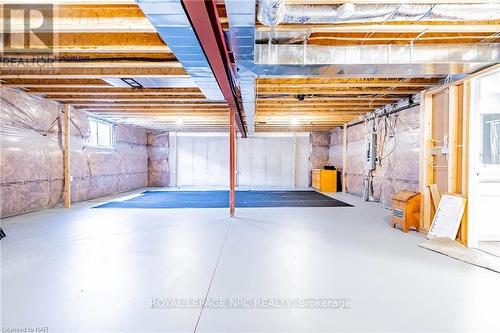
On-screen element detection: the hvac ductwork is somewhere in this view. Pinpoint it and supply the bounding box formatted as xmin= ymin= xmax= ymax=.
xmin=225 ymin=0 xmax=256 ymax=134
xmin=225 ymin=1 xmax=495 ymax=82
xmin=257 ymin=1 xmax=500 ymax=25
xmin=256 ymin=43 xmax=500 ymax=65
xmin=137 ymin=0 xmax=224 ymax=100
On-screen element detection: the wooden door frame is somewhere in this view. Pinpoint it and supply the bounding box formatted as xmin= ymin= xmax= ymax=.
xmin=419 ymin=64 xmax=500 ymax=245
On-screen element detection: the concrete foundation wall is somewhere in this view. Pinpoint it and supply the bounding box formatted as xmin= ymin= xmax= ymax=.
xmin=329 ymin=106 xmax=420 ymax=205
xmin=0 ymin=88 xmax=155 ymax=217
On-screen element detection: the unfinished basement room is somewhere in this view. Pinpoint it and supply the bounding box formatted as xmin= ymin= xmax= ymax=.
xmin=1 ymin=0 xmax=500 ymax=332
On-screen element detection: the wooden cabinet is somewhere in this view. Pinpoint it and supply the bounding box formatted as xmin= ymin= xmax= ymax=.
xmin=312 ymin=169 xmax=337 ymax=192
xmin=391 ymin=191 xmax=421 ymax=232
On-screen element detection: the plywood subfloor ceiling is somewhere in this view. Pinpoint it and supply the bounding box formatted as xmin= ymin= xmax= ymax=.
xmin=1 ymin=1 xmax=497 ymax=132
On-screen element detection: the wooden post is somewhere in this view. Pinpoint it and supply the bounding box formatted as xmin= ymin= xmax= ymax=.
xmin=342 ymin=124 xmax=347 ymax=193
xmin=174 ymin=131 xmax=178 ymax=188
xmin=292 ymin=133 xmax=297 ymax=188
xmin=448 ymin=85 xmax=459 ymax=194
xmin=229 ymin=107 xmax=236 ymax=217
xmin=63 ymin=104 xmax=71 ymax=208
xmin=459 ymin=81 xmax=471 ymax=245
xmin=429 ymin=184 xmax=441 ymax=210
xmin=419 ymin=92 xmax=434 ymax=232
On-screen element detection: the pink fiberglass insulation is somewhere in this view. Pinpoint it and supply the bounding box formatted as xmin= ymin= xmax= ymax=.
xmin=329 ymin=128 xmax=344 ymax=171
xmin=0 ymin=87 xmax=151 ymax=217
xmin=147 ymin=131 xmax=170 ymax=187
xmin=328 ymin=106 xmax=420 ymax=205
xmin=310 ymin=131 xmax=331 ymax=171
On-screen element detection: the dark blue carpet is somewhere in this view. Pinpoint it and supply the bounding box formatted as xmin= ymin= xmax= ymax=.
xmin=94 ymin=190 xmax=352 ymax=209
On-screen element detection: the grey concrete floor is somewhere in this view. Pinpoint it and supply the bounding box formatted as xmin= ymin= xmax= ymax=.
xmin=478 ymin=241 xmax=500 ymax=258
xmin=2 ymin=189 xmax=500 ymax=333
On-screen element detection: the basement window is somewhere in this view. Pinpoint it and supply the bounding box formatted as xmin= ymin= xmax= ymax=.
xmin=88 ymin=118 xmax=114 ymax=149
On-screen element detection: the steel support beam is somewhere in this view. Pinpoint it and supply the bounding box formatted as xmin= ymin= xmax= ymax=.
xmin=181 ymin=0 xmax=247 ymax=138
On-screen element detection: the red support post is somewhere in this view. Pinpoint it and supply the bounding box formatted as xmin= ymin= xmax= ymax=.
xmin=229 ymin=107 xmax=236 ymax=217
xmin=181 ymin=0 xmax=247 ymax=217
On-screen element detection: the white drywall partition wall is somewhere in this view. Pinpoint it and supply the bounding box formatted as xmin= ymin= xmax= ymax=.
xmin=176 ymin=134 xmax=229 ymax=187
xmin=237 ymin=134 xmax=310 ymax=188
xmin=172 ymin=133 xmax=309 ymax=188
xmin=294 ymin=135 xmax=311 ymax=188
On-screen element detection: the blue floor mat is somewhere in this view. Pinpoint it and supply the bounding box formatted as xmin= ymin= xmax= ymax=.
xmin=94 ymin=190 xmax=353 ymax=209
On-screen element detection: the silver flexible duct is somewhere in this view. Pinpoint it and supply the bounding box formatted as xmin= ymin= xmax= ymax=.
xmin=257 ymin=1 xmax=500 ymax=25
xmin=257 ymin=0 xmax=286 ymax=26
xmin=281 ymin=5 xmax=339 ymax=24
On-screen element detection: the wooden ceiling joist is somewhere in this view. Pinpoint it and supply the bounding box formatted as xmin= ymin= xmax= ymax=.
xmin=23 ymin=88 xmax=203 ymax=95
xmin=257 ymin=113 xmax=366 ymax=118
xmin=74 ymin=101 xmax=223 ymax=107
xmin=60 ymin=100 xmax=228 ymax=106
xmin=91 ymin=113 xmax=229 ymax=117
xmin=1 ymin=78 xmax=107 ymax=87
xmin=257 ymin=101 xmax=388 ymax=106
xmin=258 ymin=105 xmax=376 ymax=110
xmin=1 ymin=61 xmax=182 ymax=69
xmin=0 ymin=67 xmax=187 ymax=79
xmin=47 ymin=98 xmax=213 ymax=104
xmin=5 ymin=4 xmax=155 ymax=33
xmin=73 ymin=104 xmax=224 ymax=111
xmin=257 ymin=89 xmax=420 ymax=95
xmin=2 ymin=32 xmax=168 ymax=51
xmin=252 ymin=74 xmax=443 ymax=130
xmin=3 ymin=52 xmax=173 ymax=61
xmin=257 ymin=82 xmax=436 ymax=88
xmin=257 ymin=96 xmax=400 ymax=101
xmin=46 ymin=95 xmax=214 ymax=101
